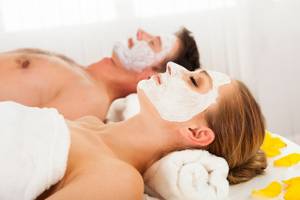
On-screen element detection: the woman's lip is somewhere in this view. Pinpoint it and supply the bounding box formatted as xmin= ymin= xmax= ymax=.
xmin=152 ymin=74 xmax=161 ymax=85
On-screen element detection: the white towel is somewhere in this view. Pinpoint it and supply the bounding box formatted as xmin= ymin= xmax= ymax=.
xmin=0 ymin=101 xmax=70 ymax=200
xmin=144 ymin=194 xmax=160 ymax=200
xmin=143 ymin=150 xmax=229 ymax=200
xmin=106 ymin=94 xmax=140 ymax=122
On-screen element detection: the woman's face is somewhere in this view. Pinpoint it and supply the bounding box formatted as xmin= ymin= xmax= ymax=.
xmin=137 ymin=62 xmax=231 ymax=122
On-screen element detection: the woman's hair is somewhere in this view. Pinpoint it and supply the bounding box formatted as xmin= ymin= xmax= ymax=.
xmin=205 ymin=80 xmax=267 ymax=185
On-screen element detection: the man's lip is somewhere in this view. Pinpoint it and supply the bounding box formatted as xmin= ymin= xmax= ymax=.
xmin=128 ymin=38 xmax=134 ymax=48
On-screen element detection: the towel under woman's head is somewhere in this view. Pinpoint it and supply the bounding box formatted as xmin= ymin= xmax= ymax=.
xmin=143 ymin=150 xmax=230 ymax=200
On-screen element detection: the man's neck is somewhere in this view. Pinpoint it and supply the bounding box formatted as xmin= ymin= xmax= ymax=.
xmin=100 ymin=114 xmax=178 ymax=174
xmin=86 ymin=57 xmax=138 ymax=101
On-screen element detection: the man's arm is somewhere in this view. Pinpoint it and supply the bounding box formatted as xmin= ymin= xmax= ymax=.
xmin=46 ymin=167 xmax=144 ymax=200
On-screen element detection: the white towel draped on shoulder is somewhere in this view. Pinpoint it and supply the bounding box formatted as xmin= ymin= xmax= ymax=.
xmin=0 ymin=101 xmax=70 ymax=200
xmin=143 ymin=150 xmax=229 ymax=200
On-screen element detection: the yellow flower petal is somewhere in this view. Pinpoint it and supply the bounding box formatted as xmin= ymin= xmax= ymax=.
xmin=252 ymin=181 xmax=282 ymax=198
xmin=271 ymin=137 xmax=287 ymax=149
xmin=283 ymin=177 xmax=300 ymax=189
xmin=265 ymin=130 xmax=272 ymax=139
xmin=274 ymin=153 xmax=300 ymax=167
xmin=284 ymin=184 xmax=300 ymax=200
xmin=261 ymin=146 xmax=282 ymax=157
xmin=261 ymin=130 xmax=287 ymax=158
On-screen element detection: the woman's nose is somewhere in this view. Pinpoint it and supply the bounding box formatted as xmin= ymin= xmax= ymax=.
xmin=167 ymin=65 xmax=172 ymax=75
xmin=166 ymin=62 xmax=187 ymax=77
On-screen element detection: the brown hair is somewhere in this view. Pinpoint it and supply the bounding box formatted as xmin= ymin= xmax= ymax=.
xmin=158 ymin=27 xmax=200 ymax=72
xmin=205 ymin=80 xmax=267 ymax=184
xmin=174 ymin=27 xmax=201 ymax=71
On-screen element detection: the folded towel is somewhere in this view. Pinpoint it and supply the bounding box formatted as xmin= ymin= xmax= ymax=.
xmin=144 ymin=194 xmax=160 ymax=200
xmin=143 ymin=150 xmax=229 ymax=200
xmin=106 ymin=94 xmax=140 ymax=122
xmin=0 ymin=101 xmax=70 ymax=200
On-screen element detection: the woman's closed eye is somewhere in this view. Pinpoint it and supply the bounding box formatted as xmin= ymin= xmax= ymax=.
xmin=190 ymin=76 xmax=198 ymax=87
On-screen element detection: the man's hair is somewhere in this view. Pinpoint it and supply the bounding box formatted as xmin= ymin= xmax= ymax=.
xmin=173 ymin=27 xmax=201 ymax=71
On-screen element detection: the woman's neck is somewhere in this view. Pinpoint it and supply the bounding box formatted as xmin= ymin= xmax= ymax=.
xmin=100 ymin=114 xmax=178 ymax=174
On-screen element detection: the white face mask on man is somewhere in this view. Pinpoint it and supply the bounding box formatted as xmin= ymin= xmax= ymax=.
xmin=138 ymin=62 xmax=231 ymax=122
xmin=113 ymin=35 xmax=176 ymax=72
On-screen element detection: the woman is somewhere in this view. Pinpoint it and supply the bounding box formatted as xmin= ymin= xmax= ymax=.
xmin=0 ymin=62 xmax=266 ymax=200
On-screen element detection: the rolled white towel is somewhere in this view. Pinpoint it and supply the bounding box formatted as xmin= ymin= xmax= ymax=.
xmin=143 ymin=150 xmax=229 ymax=200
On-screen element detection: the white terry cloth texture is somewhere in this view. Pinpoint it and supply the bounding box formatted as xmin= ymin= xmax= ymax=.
xmin=0 ymin=101 xmax=70 ymax=200
xmin=144 ymin=193 xmax=160 ymax=200
xmin=106 ymin=93 xmax=140 ymax=122
xmin=143 ymin=150 xmax=230 ymax=200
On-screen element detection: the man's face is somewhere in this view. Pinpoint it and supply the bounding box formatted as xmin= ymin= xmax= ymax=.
xmin=129 ymin=29 xmax=163 ymax=53
xmin=112 ymin=29 xmax=181 ymax=72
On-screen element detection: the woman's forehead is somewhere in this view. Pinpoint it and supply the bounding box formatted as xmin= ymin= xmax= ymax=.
xmin=194 ymin=69 xmax=231 ymax=87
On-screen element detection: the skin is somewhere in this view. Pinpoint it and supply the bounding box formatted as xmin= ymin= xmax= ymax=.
xmin=37 ymin=67 xmax=235 ymax=200
xmin=0 ymin=29 xmax=181 ymax=120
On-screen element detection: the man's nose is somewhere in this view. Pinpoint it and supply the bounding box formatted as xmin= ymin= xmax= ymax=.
xmin=137 ymin=29 xmax=152 ymax=41
xmin=137 ymin=29 xmax=144 ymax=40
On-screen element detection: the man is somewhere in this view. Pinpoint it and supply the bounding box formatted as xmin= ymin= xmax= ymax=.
xmin=0 ymin=27 xmax=200 ymax=120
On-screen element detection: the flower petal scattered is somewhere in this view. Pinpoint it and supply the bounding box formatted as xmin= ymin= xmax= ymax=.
xmin=261 ymin=130 xmax=287 ymax=158
xmin=274 ymin=153 xmax=300 ymax=167
xmin=252 ymin=181 xmax=282 ymax=198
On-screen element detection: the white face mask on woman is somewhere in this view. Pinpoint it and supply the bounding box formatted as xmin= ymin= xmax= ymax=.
xmin=113 ymin=35 xmax=176 ymax=72
xmin=138 ymin=62 xmax=231 ymax=122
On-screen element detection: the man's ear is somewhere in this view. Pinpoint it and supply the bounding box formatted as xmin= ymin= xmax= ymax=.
xmin=181 ymin=126 xmax=215 ymax=147
xmin=137 ymin=67 xmax=157 ymax=82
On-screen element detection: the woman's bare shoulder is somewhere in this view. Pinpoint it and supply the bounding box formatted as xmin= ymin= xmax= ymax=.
xmin=85 ymin=157 xmax=144 ymax=188
xmin=47 ymin=158 xmax=144 ymax=200
xmin=66 ymin=115 xmax=105 ymax=132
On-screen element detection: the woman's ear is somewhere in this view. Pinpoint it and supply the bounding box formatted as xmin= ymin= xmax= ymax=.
xmin=181 ymin=126 xmax=215 ymax=147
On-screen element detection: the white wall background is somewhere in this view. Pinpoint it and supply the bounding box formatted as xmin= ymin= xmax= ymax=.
xmin=0 ymin=0 xmax=299 ymax=142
